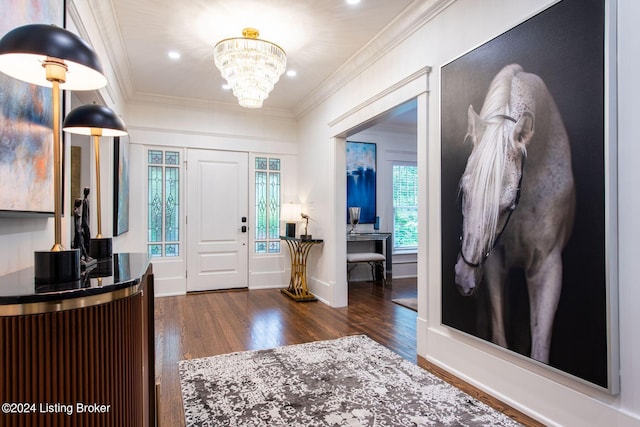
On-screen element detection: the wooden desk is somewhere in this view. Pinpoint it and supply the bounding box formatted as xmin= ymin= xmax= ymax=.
xmin=280 ymin=236 xmax=323 ymax=302
xmin=346 ymin=232 xmax=392 ymax=279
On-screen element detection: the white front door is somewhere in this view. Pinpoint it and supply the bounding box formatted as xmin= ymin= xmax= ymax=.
xmin=186 ymin=149 xmax=249 ymax=291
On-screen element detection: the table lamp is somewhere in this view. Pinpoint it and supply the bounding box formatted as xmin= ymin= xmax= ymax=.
xmin=281 ymin=203 xmax=301 ymax=238
xmin=0 ymin=24 xmax=107 ymax=284
xmin=63 ymin=103 xmax=128 ymax=259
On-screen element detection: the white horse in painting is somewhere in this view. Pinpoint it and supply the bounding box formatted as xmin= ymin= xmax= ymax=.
xmin=454 ymin=64 xmax=575 ymax=364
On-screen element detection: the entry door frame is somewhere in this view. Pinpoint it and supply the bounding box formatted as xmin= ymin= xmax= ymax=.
xmin=329 ymin=67 xmax=430 ymax=308
xmin=185 ymin=148 xmax=249 ymax=292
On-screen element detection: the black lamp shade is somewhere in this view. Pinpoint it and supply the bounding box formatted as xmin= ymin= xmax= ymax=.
xmin=0 ymin=24 xmax=106 ymax=90
xmin=63 ymin=104 xmax=128 ymax=136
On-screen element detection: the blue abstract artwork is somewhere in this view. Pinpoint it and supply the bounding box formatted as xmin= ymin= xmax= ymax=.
xmin=113 ymin=135 xmax=130 ymax=235
xmin=0 ymin=0 xmax=64 ymax=214
xmin=346 ymin=141 xmax=376 ymax=224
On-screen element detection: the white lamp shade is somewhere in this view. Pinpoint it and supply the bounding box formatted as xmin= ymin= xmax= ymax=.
xmin=281 ymin=203 xmax=301 ymax=222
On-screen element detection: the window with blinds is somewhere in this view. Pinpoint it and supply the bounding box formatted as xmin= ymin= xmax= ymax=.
xmin=393 ymin=164 xmax=418 ymax=250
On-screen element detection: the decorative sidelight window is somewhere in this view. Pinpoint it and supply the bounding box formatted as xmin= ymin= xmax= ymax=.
xmin=147 ymin=150 xmax=180 ymax=257
xmin=255 ymin=157 xmax=281 ymax=254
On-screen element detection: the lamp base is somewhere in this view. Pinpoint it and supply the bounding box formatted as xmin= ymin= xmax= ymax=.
xmin=90 ymin=237 xmax=113 ymax=260
xmin=34 ymin=249 xmax=81 ymax=285
xmin=285 ymin=223 xmax=296 ymax=238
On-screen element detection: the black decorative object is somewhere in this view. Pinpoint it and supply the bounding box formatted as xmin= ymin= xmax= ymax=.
xmin=285 ymin=223 xmax=296 ymax=238
xmin=72 ymin=197 xmax=96 ymax=269
xmin=34 ymin=250 xmax=81 ymax=285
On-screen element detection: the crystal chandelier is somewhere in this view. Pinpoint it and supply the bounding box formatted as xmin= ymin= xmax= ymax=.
xmin=214 ymin=28 xmax=286 ymax=109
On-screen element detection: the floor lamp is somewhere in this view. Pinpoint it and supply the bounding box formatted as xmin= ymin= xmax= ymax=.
xmin=63 ymin=103 xmax=128 ymax=260
xmin=0 ymin=24 xmax=107 ymax=284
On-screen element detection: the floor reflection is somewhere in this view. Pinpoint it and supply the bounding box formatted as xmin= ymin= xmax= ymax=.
xmin=249 ymin=308 xmax=286 ymax=350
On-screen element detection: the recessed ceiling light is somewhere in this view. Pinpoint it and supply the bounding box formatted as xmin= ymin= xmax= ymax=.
xmin=168 ymin=51 xmax=181 ymax=60
xmin=347 ymin=0 xmax=361 ymax=4
xmin=286 ymin=70 xmax=297 ymax=77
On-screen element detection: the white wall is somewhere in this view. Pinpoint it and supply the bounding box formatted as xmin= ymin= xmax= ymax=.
xmin=296 ymin=0 xmax=640 ymax=425
xmin=616 ymin=0 xmax=640 ymax=419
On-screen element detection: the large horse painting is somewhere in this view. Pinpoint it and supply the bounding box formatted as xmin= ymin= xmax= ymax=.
xmin=441 ymin=0 xmax=615 ymax=391
xmin=455 ymin=64 xmax=575 ymax=364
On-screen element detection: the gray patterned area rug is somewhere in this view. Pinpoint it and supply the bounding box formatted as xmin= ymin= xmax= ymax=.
xmin=178 ymin=335 xmax=522 ymax=426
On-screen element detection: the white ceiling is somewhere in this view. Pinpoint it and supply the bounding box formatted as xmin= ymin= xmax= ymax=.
xmin=91 ymin=0 xmax=429 ymax=127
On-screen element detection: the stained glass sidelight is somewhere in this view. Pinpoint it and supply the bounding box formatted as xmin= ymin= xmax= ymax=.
xmin=268 ymin=173 xmax=280 ymax=240
xmin=148 ymin=150 xmax=163 ymax=164
xmin=165 ymin=244 xmax=179 ymax=257
xmin=148 ymin=244 xmax=162 ymax=257
xmin=147 ymin=150 xmax=181 ymax=257
xmin=255 ymin=171 xmax=267 ymax=241
xmin=148 ymin=166 xmax=163 ymax=243
xmin=255 ymin=241 xmax=267 ymax=254
xmin=255 ymin=157 xmax=268 ymax=170
xmin=268 ymin=241 xmax=280 ymax=253
xmin=254 ymin=157 xmax=281 ymax=253
xmin=165 ymin=166 xmax=180 ymax=244
xmin=165 ymin=151 xmax=179 ymax=165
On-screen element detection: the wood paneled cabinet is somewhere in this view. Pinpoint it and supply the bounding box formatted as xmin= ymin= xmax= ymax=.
xmin=0 ymin=253 xmax=155 ymax=427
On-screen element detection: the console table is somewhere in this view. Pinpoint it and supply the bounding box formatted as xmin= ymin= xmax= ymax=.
xmin=346 ymin=232 xmax=392 ymax=279
xmin=280 ymin=236 xmax=323 ymax=302
xmin=0 ymin=253 xmax=155 ymax=427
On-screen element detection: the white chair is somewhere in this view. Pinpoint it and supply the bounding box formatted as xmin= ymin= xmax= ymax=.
xmin=347 ymin=252 xmax=387 ymax=286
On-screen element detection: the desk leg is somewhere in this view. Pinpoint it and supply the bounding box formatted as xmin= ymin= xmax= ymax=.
xmin=281 ymin=240 xmax=317 ymax=302
xmin=385 ymin=237 xmax=392 ymax=280
xmin=372 ymin=239 xmax=392 ymax=282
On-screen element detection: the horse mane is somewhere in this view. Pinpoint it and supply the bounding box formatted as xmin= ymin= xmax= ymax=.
xmin=464 ymin=64 xmax=526 ymax=253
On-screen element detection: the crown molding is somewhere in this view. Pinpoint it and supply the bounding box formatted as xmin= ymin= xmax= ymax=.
xmin=328 ymin=67 xmax=430 ymax=128
xmin=128 ymin=91 xmax=296 ymax=120
xmin=293 ymin=0 xmax=454 ymax=119
xmin=81 ymin=0 xmax=136 ymax=102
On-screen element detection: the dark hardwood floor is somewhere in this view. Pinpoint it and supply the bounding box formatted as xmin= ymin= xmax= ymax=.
xmin=154 ymin=278 xmax=540 ymax=427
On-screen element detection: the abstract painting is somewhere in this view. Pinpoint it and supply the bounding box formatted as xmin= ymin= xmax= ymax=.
xmin=113 ymin=135 xmax=129 ymax=235
xmin=346 ymin=141 xmax=376 ymax=224
xmin=0 ymin=0 xmax=64 ymax=215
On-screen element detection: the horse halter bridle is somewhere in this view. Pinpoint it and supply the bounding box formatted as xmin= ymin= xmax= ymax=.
xmin=458 ymin=114 xmax=525 ymax=268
